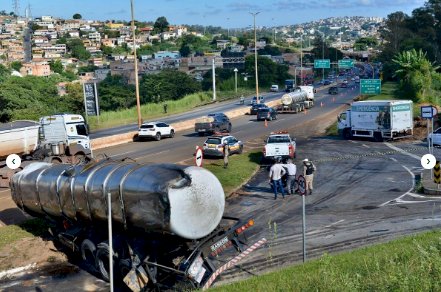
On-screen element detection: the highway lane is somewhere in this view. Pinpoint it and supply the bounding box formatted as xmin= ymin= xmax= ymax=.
xmin=90 ymin=91 xmax=282 ymax=139
xmin=94 ymin=83 xmax=359 ymax=163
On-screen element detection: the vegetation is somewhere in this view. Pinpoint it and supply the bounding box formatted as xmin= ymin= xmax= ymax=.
xmin=0 ymin=218 xmax=48 ymax=250
xmin=212 ymin=230 xmax=441 ymax=291
xmin=67 ymin=38 xmax=91 ymax=61
xmin=205 ymin=150 xmax=261 ymax=195
xmin=72 ymin=13 xmax=82 ymax=20
xmin=153 ymin=16 xmax=169 ymax=34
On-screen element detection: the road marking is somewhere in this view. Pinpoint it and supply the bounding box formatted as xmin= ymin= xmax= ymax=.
xmin=390 ymin=157 xmax=398 ymax=162
xmin=235 ymin=130 xmax=243 ymax=134
xmin=110 ymin=150 xmax=138 ymax=158
xmin=133 ymin=149 xmax=170 ymax=160
xmin=362 ymin=144 xmax=370 ymax=148
xmin=324 ymin=219 xmax=345 ymax=228
xmin=379 ymin=164 xmax=414 ymax=207
xmin=384 ymin=142 xmax=421 ymax=161
xmin=349 ymin=140 xmax=357 ymax=144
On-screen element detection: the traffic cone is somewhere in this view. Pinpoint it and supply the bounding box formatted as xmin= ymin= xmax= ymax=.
xmin=264 ymin=119 xmax=268 ymax=127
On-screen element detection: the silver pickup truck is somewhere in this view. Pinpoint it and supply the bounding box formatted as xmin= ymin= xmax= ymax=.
xmin=262 ymin=131 xmax=296 ymax=163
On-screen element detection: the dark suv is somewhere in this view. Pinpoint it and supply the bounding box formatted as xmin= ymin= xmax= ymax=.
xmin=195 ymin=113 xmax=232 ymax=136
xmin=250 ymin=103 xmax=268 ymax=115
xmin=328 ymin=86 xmax=338 ymax=95
xmin=257 ymin=107 xmax=277 ymax=121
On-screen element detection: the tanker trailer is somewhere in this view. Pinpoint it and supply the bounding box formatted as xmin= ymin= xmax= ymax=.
xmin=278 ymin=91 xmax=308 ymax=113
xmin=10 ymin=159 xmax=265 ymax=290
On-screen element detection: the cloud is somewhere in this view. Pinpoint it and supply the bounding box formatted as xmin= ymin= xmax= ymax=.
xmin=274 ymin=0 xmax=425 ymax=11
xmin=228 ymin=2 xmax=263 ymax=12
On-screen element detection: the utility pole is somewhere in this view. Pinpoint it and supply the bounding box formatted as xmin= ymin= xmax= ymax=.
xmin=130 ymin=0 xmax=142 ymax=127
xmin=250 ymin=12 xmax=260 ymax=103
xmin=212 ymin=58 xmax=216 ymax=101
xmin=234 ymin=68 xmax=238 ymax=93
xmin=300 ymin=34 xmax=303 ymax=86
xmin=321 ymin=31 xmax=325 ymax=82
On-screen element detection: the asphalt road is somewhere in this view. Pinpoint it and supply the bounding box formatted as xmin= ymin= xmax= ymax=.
xmin=93 ymin=83 xmax=359 ymax=164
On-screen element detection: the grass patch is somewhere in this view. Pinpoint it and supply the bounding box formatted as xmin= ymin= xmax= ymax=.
xmin=88 ymin=89 xmax=257 ymax=131
xmin=204 ymin=150 xmax=261 ymax=195
xmin=0 ymin=218 xmax=49 ymax=250
xmin=325 ymin=121 xmax=338 ymax=136
xmin=211 ymin=230 xmax=441 ymax=291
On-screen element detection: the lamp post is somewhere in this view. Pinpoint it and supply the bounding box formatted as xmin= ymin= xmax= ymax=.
xmin=300 ymin=33 xmax=303 ymax=86
xmin=227 ymin=17 xmax=230 ymax=38
xmin=250 ymin=12 xmax=260 ymax=103
xmin=212 ymin=58 xmax=216 ymax=101
xmin=130 ymin=0 xmax=142 ymax=128
xmin=234 ymin=68 xmax=238 ymax=93
xmin=320 ymin=31 xmax=325 ymax=82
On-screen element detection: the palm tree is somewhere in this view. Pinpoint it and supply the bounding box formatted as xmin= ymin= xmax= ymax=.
xmin=392 ymin=49 xmax=439 ymax=101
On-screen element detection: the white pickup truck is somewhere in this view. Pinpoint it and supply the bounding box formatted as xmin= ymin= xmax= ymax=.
xmin=262 ymin=131 xmax=296 ymax=163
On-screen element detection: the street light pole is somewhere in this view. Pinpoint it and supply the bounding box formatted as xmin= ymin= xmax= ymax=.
xmin=234 ymin=68 xmax=238 ymax=93
xmin=227 ymin=17 xmax=230 ymax=38
xmin=321 ymin=31 xmax=325 ymax=82
xmin=250 ymin=12 xmax=260 ymax=103
xmin=130 ymin=0 xmax=142 ymax=128
xmin=212 ymin=58 xmax=216 ymax=101
xmin=300 ymin=34 xmax=303 ymax=86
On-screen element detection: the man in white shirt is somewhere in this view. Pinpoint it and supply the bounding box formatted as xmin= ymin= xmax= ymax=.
xmin=283 ymin=159 xmax=297 ymax=195
xmin=269 ymin=158 xmax=286 ymax=199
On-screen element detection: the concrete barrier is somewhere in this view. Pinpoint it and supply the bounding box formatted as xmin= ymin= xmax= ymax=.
xmin=91 ymin=99 xmax=282 ymax=150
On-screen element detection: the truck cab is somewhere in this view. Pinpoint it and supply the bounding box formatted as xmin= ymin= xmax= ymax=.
xmin=39 ymin=114 xmax=91 ymax=158
xmin=337 ymin=110 xmax=352 ymax=139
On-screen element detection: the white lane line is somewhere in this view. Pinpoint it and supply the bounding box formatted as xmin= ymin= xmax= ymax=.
xmin=390 ymin=157 xmax=398 ymax=162
xmin=133 ymin=149 xmax=170 ymax=160
xmin=362 ymin=144 xmax=370 ymax=148
xmin=379 ymin=164 xmax=415 ymax=207
xmin=384 ymin=142 xmax=421 ymax=161
xmin=349 ymin=140 xmax=357 ymax=144
xmin=324 ymin=219 xmax=345 ymax=228
xmin=110 ymin=150 xmax=138 ymax=158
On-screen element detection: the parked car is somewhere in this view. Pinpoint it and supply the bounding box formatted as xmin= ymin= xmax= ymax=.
xmin=270 ymin=85 xmax=279 ymax=92
xmin=257 ymin=107 xmax=278 ymax=121
xmin=138 ymin=122 xmax=175 ymax=141
xmin=429 ymin=128 xmax=441 ymax=145
xmin=250 ymin=103 xmax=268 ymax=115
xmin=250 ymin=96 xmax=265 ymax=105
xmin=202 ymin=133 xmax=243 ymax=157
xmin=328 ymin=86 xmax=339 ymax=95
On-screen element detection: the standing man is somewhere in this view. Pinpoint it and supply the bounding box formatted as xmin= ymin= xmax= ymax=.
xmin=223 ymin=141 xmax=229 ymax=169
xmin=163 ymin=103 xmax=168 ymax=114
xmin=269 ymin=158 xmax=286 ymax=199
xmin=303 ymin=158 xmax=316 ymax=195
xmin=283 ymin=159 xmax=297 ymax=195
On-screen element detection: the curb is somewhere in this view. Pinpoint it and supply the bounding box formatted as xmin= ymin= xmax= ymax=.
xmin=421 ymin=170 xmax=441 ymax=196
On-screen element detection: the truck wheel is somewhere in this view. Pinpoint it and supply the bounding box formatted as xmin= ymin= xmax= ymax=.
xmin=198 ymin=132 xmax=204 ymax=136
xmin=373 ymin=132 xmax=383 ymax=142
xmin=81 ymin=239 xmax=97 ymax=269
xmin=155 ymin=132 xmax=161 ymax=141
xmin=51 ymin=157 xmax=62 ymax=164
xmin=95 ymin=244 xmax=113 ymax=282
xmin=342 ymin=129 xmax=352 ymax=140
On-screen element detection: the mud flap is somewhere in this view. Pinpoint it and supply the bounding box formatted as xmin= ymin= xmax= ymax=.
xmin=123 ymin=266 xmax=149 ymax=292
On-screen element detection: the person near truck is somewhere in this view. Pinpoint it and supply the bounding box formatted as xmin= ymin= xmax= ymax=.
xmin=283 ymin=159 xmax=297 ymax=195
xmin=223 ymin=141 xmax=229 ymax=168
xmin=269 ymin=158 xmax=286 ymax=199
xmin=303 ymin=158 xmax=316 ymax=195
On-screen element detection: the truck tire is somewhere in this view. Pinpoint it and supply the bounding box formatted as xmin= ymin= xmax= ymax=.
xmin=95 ymin=244 xmax=113 ymax=282
xmin=81 ymin=239 xmax=97 ymax=269
xmin=198 ymin=132 xmax=204 ymax=136
xmin=342 ymin=129 xmax=352 ymax=140
xmin=155 ymin=132 xmax=161 ymax=141
xmin=373 ymin=132 xmax=383 ymax=142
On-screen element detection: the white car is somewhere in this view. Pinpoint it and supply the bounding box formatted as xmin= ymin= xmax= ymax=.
xmin=429 ymin=128 xmax=441 ymax=145
xmin=138 ymin=122 xmax=175 ymax=141
xmin=270 ymin=85 xmax=279 ymax=92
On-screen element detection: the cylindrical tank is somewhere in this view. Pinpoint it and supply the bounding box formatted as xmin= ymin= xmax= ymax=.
xmin=10 ymin=160 xmax=225 ymax=240
xmin=281 ymin=91 xmax=307 ymax=106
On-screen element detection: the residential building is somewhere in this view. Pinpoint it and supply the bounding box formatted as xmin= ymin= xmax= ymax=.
xmin=20 ymin=62 xmax=51 ymax=77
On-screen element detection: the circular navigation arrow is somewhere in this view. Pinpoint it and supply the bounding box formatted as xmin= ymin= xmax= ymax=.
xmin=6 ymin=154 xmax=21 ymax=170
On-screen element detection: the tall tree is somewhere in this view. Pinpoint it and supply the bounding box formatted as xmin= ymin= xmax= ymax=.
xmin=72 ymin=13 xmax=82 ymax=19
xmin=153 ymin=16 xmax=169 ymax=34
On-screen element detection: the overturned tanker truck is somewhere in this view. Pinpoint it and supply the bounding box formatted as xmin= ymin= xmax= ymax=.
xmin=10 ymin=159 xmax=266 ymax=290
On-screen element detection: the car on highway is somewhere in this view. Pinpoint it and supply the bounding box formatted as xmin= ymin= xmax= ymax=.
xmin=250 ymin=96 xmax=265 ymax=105
xmin=256 ymin=107 xmax=278 ymax=121
xmin=324 ymin=80 xmax=332 ymax=85
xmin=138 ymin=122 xmax=175 ymax=141
xmin=328 ymin=86 xmax=339 ymax=95
xmin=428 ymin=128 xmax=441 ymax=146
xmin=270 ymin=85 xmax=279 ymax=92
xmin=250 ymin=103 xmax=268 ymax=115
xmin=202 ymin=133 xmax=243 ymax=157
xmin=340 ymin=82 xmax=348 ymax=88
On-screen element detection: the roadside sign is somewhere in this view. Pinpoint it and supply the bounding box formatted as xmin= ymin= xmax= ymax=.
xmin=360 ymin=79 xmax=381 ymax=94
xmin=297 ymin=175 xmax=306 ymax=195
xmin=83 ymin=82 xmax=99 ymax=116
xmin=314 ymin=59 xmax=330 ymax=69
xmin=338 ymin=59 xmax=354 ymax=68
xmin=421 ymin=106 xmax=437 ymax=119
xmin=434 ymin=161 xmax=440 ymax=184
xmin=195 ymin=147 xmax=203 ymax=167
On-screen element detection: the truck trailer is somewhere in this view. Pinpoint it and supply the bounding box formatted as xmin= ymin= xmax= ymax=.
xmin=277 ymin=86 xmax=314 ymax=114
xmin=337 ymin=100 xmax=413 ymax=141
xmin=0 ymin=114 xmax=92 ymax=187
xmin=10 ymin=159 xmax=264 ymax=290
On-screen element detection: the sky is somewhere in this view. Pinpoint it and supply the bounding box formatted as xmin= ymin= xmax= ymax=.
xmin=18 ymin=0 xmax=427 ymax=27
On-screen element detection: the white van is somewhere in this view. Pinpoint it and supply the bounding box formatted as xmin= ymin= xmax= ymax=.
xmin=270 ymin=85 xmax=279 ymax=92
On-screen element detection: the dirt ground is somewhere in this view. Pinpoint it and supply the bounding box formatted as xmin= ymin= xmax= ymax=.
xmin=0 ymin=105 xmax=429 ymax=275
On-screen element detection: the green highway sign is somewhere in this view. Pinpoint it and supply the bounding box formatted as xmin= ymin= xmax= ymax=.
xmin=314 ymin=59 xmax=330 ymax=69
xmin=338 ymin=59 xmax=354 ymax=68
xmin=360 ymin=79 xmax=381 ymax=95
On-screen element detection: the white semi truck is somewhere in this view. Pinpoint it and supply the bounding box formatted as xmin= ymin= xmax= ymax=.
xmin=277 ymin=86 xmax=315 ymax=114
xmin=337 ymin=100 xmax=413 ymax=141
xmin=0 ymin=114 xmax=92 ymax=187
